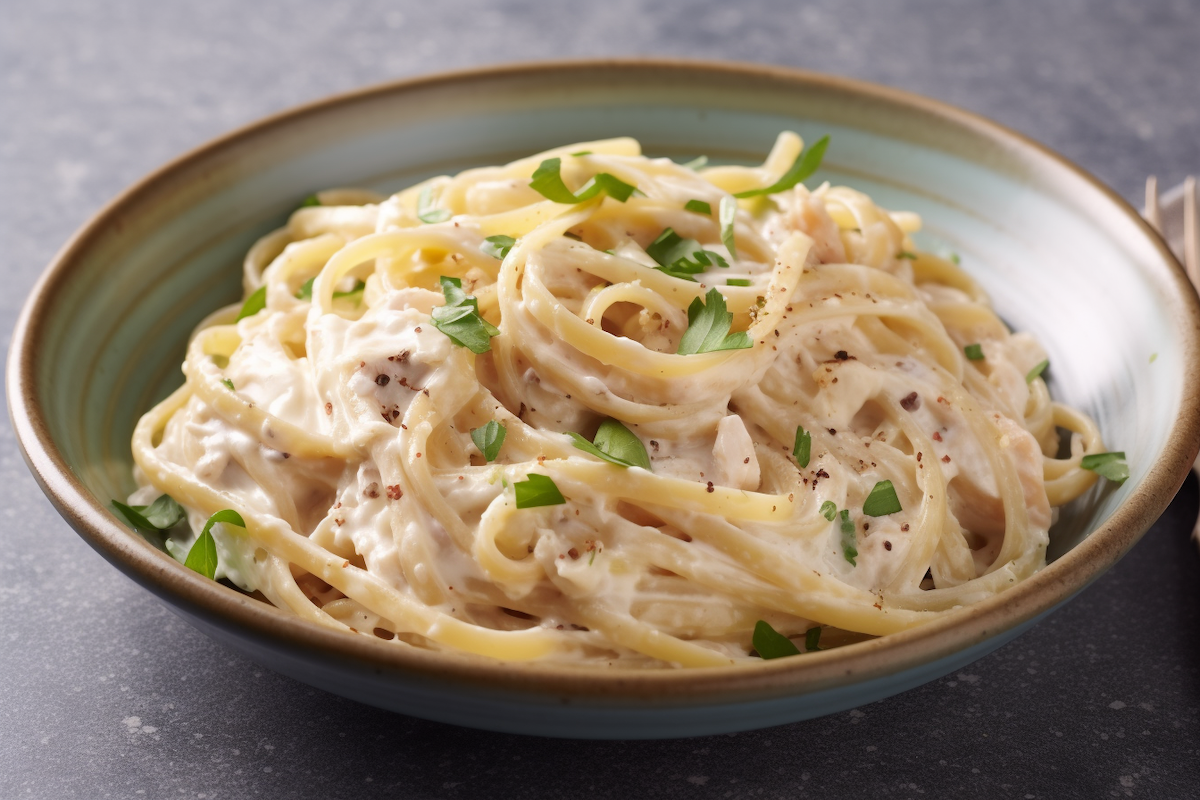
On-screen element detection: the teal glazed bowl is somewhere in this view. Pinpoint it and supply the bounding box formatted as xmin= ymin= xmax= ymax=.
xmin=9 ymin=60 xmax=1200 ymax=739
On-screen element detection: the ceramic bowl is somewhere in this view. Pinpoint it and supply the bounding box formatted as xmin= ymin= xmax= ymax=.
xmin=9 ymin=60 xmax=1200 ymax=739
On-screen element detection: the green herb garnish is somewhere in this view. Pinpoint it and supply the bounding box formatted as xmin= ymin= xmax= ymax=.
xmin=236 ymin=286 xmax=267 ymax=321
xmin=480 ymin=234 xmax=516 ymax=260
xmin=1026 ymin=359 xmax=1049 ymax=383
xmin=684 ymin=199 xmax=712 ymax=215
xmin=220 ymin=378 xmax=235 ymax=391
xmin=645 ymin=227 xmax=729 ymax=281
xmin=734 ymin=135 xmax=830 ymax=199
xmin=571 ymin=150 xmax=592 ymax=156
xmin=949 ymin=252 xmax=961 ymax=265
xmin=568 ymin=418 xmax=651 ymax=470
xmin=431 ymin=276 xmax=500 ymax=354
xmin=677 ymin=288 xmax=753 ymax=355
xmin=1080 ymin=451 xmax=1129 ymax=485
xmin=299 ymin=194 xmax=321 ymax=208
xmin=964 ymin=343 xmax=984 ymax=361
xmin=897 ymin=251 xmax=918 ymax=260
xmin=820 ymin=501 xmax=837 ymax=521
xmin=839 ymin=509 xmax=858 ymax=566
xmin=184 ymin=509 xmax=245 ymax=580
xmin=805 ymin=627 xmax=822 ymax=652
xmin=471 ymin=420 xmax=507 ymax=463
xmin=727 ymin=278 xmax=751 ymax=287
xmin=793 ymin=426 xmax=811 ymax=468
xmin=719 ymin=196 xmax=739 ymax=259
xmin=333 ymin=280 xmax=366 ymax=300
xmin=295 ymin=277 xmax=315 ymax=300
xmin=112 ymin=494 xmax=187 ymax=532
xmin=863 ymin=480 xmax=902 ymax=516
xmin=417 ymin=186 xmax=451 ymax=223
xmin=752 ymin=620 xmax=800 ymax=659
xmin=529 ymin=158 xmax=636 ymax=205
xmin=513 ymin=473 xmax=566 ymax=509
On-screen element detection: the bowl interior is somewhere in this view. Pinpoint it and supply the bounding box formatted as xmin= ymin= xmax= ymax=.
xmin=35 ymin=65 xmax=1182 ymax=566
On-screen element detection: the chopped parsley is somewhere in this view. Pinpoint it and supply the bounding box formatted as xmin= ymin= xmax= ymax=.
xmin=1026 ymin=359 xmax=1049 ymax=383
xmin=570 ymin=150 xmax=592 ymax=156
xmin=646 ymin=227 xmax=729 ymax=280
xmin=1081 ymin=451 xmax=1129 ymax=485
xmin=568 ymin=418 xmax=651 ymax=470
xmin=964 ymin=343 xmax=985 ymax=361
xmin=185 ymin=509 xmax=245 ymax=580
xmin=112 ymin=494 xmax=187 ymax=532
xmin=727 ymin=278 xmax=751 ymax=287
xmin=480 ymin=234 xmax=516 ymax=260
xmin=734 ymin=135 xmax=829 ymax=198
xmin=793 ymin=426 xmax=811 ymax=468
xmin=529 ymin=158 xmax=636 ymax=204
xmin=805 ymin=627 xmax=823 ymax=652
xmin=719 ymin=196 xmax=739 ymax=259
xmin=677 ymin=288 xmax=753 ymax=355
xmin=416 ymin=186 xmax=451 ymax=224
xmin=862 ymin=480 xmax=902 ymax=516
xmin=949 ymin=252 xmax=961 ymax=265
xmin=220 ymin=378 xmax=235 ymax=391
xmin=820 ymin=500 xmax=837 ymax=521
xmin=471 ymin=420 xmax=506 ymax=463
xmin=236 ymin=286 xmax=267 ymax=321
xmin=298 ymin=194 xmax=321 ymax=208
xmin=752 ymin=620 xmax=800 ymax=659
xmin=334 ymin=280 xmax=366 ymax=300
xmin=513 ymin=473 xmax=566 ymax=509
xmin=839 ymin=509 xmax=858 ymax=566
xmin=295 ymin=277 xmax=315 ymax=300
xmin=684 ymin=199 xmax=712 ymax=215
xmin=897 ymin=251 xmax=918 ymax=260
xmin=430 ymin=276 xmax=499 ymax=354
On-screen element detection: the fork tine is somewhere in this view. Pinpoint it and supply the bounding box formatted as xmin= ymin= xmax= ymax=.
xmin=1145 ymin=175 xmax=1163 ymax=233
xmin=1184 ymin=176 xmax=1198 ymax=287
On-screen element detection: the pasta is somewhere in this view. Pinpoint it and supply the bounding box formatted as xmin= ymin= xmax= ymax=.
xmin=126 ymin=132 xmax=1112 ymax=668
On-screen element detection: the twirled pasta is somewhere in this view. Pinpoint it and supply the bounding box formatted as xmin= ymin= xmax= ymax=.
xmin=129 ymin=133 xmax=1106 ymax=667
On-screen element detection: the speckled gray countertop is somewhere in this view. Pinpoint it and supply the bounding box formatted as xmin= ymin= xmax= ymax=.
xmin=2 ymin=2 xmax=1198 ymax=798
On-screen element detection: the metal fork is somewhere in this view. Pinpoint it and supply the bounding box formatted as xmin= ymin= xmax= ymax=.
xmin=1144 ymin=175 xmax=1199 ymax=546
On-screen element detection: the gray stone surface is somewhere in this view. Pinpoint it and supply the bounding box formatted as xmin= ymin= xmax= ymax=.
xmin=2 ymin=1 xmax=1198 ymax=797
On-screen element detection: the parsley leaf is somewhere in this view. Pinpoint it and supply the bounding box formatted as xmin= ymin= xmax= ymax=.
xmin=112 ymin=494 xmax=187 ymax=532
xmin=236 ymin=286 xmax=267 ymax=321
xmin=862 ymin=480 xmax=902 ymax=516
xmin=727 ymin=278 xmax=751 ymax=287
xmin=529 ymin=158 xmax=636 ymax=204
xmin=1026 ymin=359 xmax=1049 ymax=383
xmin=752 ymin=620 xmax=800 ymax=659
xmin=793 ymin=426 xmax=811 ymax=468
xmin=295 ymin=277 xmax=315 ymax=300
xmin=734 ymin=135 xmax=830 ymax=198
xmin=513 ymin=473 xmax=566 ymax=509
xmin=480 ymin=234 xmax=516 ymax=260
xmin=805 ymin=627 xmax=823 ymax=652
xmin=677 ymin=288 xmax=753 ymax=355
xmin=897 ymin=251 xmax=918 ymax=260
xmin=684 ymin=199 xmax=712 ymax=215
xmin=184 ymin=509 xmax=245 ymax=580
xmin=220 ymin=378 xmax=235 ymax=391
xmin=571 ymin=150 xmax=592 ymax=156
xmin=964 ymin=343 xmax=984 ymax=361
xmin=431 ymin=276 xmax=499 ymax=354
xmin=471 ymin=420 xmax=506 ymax=463
xmin=417 ymin=186 xmax=451 ymax=224
xmin=299 ymin=194 xmax=321 ymax=208
xmin=333 ymin=279 xmax=365 ymax=300
xmin=1081 ymin=451 xmax=1129 ymax=485
xmin=568 ymin=418 xmax=651 ymax=470
xmin=839 ymin=509 xmax=858 ymax=566
xmin=949 ymin=252 xmax=961 ymax=265
xmin=646 ymin=228 xmax=729 ymax=280
xmin=820 ymin=500 xmax=837 ymax=521
xmin=719 ymin=196 xmax=739 ymax=259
